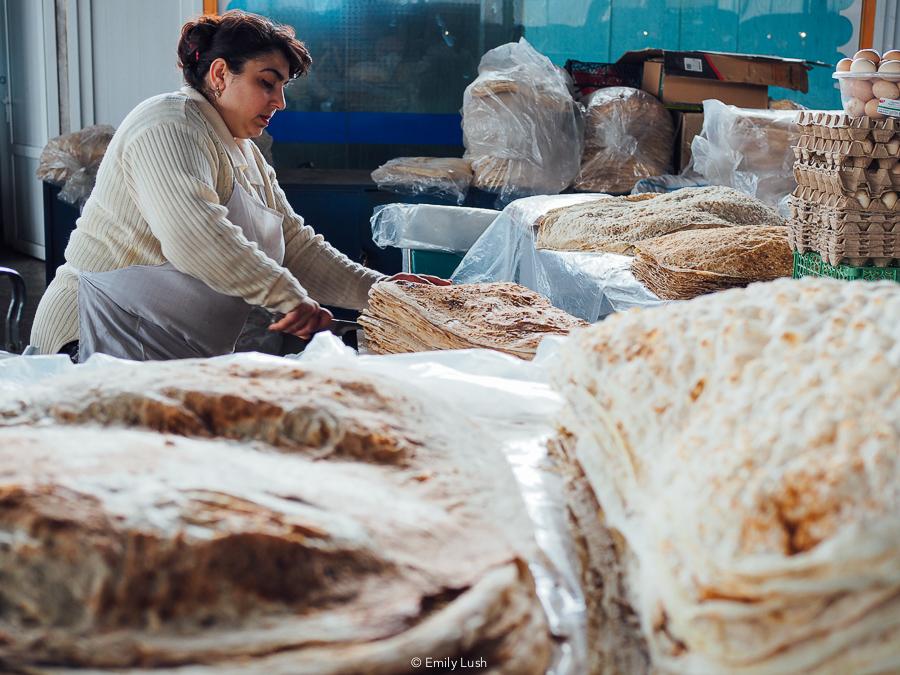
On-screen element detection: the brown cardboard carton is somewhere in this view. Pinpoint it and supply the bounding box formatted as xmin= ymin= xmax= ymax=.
xmin=619 ymin=49 xmax=818 ymax=108
xmin=674 ymin=111 xmax=704 ymax=170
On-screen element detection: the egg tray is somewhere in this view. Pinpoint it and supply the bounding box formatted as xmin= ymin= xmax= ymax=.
xmin=792 ymin=152 xmax=899 ymax=171
xmin=793 ymin=162 xmax=900 ymax=198
xmin=788 ymin=192 xmax=900 ymax=266
xmin=791 ymin=185 xmax=900 ymax=213
xmin=793 ymin=134 xmax=900 ymax=159
xmin=795 ymin=111 xmax=900 ymax=143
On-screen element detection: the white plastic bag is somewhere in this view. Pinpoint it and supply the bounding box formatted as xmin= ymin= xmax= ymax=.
xmin=690 ymin=100 xmax=800 ymax=208
xmin=462 ymin=39 xmax=583 ymax=205
xmin=36 ymin=125 xmax=115 ymax=205
xmin=452 ymin=194 xmax=662 ymax=321
xmin=370 ymin=157 xmax=473 ymax=205
xmin=371 ymin=203 xmax=498 ymax=253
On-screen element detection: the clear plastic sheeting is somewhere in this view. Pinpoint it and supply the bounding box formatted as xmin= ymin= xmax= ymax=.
xmin=453 ymin=194 xmax=662 ymax=322
xmin=575 ymin=87 xmax=674 ymax=194
xmin=36 ymin=125 xmax=115 ymax=206
xmin=689 ymin=100 xmax=802 ymax=209
xmin=462 ymin=39 xmax=583 ymax=206
xmin=370 ymin=157 xmax=473 ymax=204
xmin=631 ymin=172 xmax=708 ymax=195
xmin=0 ymin=335 xmax=589 ymax=675
xmin=371 ymin=202 xmax=499 ymax=253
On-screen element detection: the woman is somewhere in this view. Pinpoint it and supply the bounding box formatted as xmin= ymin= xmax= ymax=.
xmin=31 ymin=10 xmax=445 ymax=361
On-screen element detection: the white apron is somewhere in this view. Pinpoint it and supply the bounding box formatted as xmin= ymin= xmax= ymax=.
xmin=77 ymin=181 xmax=285 ymax=362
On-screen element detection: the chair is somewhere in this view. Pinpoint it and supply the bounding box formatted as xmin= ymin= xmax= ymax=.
xmin=0 ymin=267 xmax=26 ymax=353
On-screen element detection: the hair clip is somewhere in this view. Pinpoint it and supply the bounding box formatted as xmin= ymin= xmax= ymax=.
xmin=195 ymin=49 xmax=200 ymax=62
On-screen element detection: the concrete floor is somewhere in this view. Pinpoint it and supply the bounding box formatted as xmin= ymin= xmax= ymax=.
xmin=0 ymin=248 xmax=46 ymax=353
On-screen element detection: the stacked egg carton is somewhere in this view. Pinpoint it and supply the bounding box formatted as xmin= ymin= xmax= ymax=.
xmin=788 ymin=111 xmax=900 ymax=267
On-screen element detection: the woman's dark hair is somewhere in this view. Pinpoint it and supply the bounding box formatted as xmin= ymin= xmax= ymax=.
xmin=177 ymin=10 xmax=312 ymax=93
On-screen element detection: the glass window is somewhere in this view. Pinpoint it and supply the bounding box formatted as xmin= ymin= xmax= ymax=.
xmin=224 ymin=1 xmax=856 ymax=170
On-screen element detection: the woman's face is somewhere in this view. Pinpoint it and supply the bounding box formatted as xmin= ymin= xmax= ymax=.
xmin=209 ymin=51 xmax=290 ymax=139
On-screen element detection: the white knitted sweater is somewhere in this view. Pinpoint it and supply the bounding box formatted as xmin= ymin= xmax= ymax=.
xmin=31 ymin=87 xmax=384 ymax=354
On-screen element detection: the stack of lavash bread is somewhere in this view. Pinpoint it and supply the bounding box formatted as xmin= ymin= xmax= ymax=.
xmin=462 ymin=39 xmax=583 ymax=203
xmin=535 ymin=186 xmax=793 ymax=299
xmin=0 ymin=358 xmax=554 ymax=672
xmin=552 ymin=277 xmax=900 ymax=674
xmin=360 ymin=280 xmax=587 ymax=360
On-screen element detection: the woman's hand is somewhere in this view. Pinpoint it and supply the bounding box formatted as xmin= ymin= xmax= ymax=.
xmin=269 ymin=298 xmax=333 ymax=339
xmin=387 ymin=273 xmax=452 ymax=286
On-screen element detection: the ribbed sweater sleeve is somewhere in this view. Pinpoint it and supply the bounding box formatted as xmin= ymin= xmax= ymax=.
xmin=269 ymin=166 xmax=386 ymax=310
xmin=121 ymin=122 xmax=308 ymax=314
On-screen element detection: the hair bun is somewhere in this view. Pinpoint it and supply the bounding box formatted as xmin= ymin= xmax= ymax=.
xmin=177 ymin=16 xmax=219 ymax=69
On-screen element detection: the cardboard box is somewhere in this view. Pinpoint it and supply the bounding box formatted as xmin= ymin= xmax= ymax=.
xmin=564 ymin=59 xmax=643 ymax=97
xmin=674 ymin=111 xmax=705 ymax=171
xmin=618 ymin=49 xmax=817 ymax=109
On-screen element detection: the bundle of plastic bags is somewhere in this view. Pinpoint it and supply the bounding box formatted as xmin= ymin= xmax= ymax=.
xmin=575 ymin=87 xmax=674 ymax=194
xmin=462 ymin=39 xmax=583 ymax=205
xmin=36 ymin=125 xmax=115 ymax=206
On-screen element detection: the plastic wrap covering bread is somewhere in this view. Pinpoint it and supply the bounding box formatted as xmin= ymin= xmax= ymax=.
xmin=575 ymin=87 xmax=674 ymax=194
xmin=462 ymin=39 xmax=583 ymax=205
xmin=535 ymin=186 xmax=785 ymax=254
xmin=370 ymin=157 xmax=474 ymax=205
xmin=359 ymin=280 xmax=587 ymax=360
xmin=36 ymin=125 xmax=116 ymax=206
xmin=0 ymin=356 xmax=559 ymax=673
xmin=552 ymin=277 xmax=900 ymax=674
xmin=631 ymin=225 xmax=793 ymax=300
xmin=370 ymin=203 xmax=498 ymax=254
xmin=453 ymin=194 xmax=662 ymax=322
xmin=689 ymin=100 xmax=804 ymax=210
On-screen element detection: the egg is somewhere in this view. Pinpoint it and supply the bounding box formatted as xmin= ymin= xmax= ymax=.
xmin=856 ymin=190 xmax=872 ymax=208
xmin=882 ymin=191 xmax=898 ymax=209
xmin=865 ymin=98 xmax=885 ymax=118
xmin=845 ymin=97 xmax=866 ymax=117
xmin=851 ymin=58 xmax=878 ymax=73
xmin=851 ymin=79 xmax=874 ymax=100
xmin=882 ymin=50 xmax=900 ymax=61
xmin=836 ymin=57 xmax=853 ymax=72
xmin=877 ymin=59 xmax=900 ymax=74
xmin=872 ymin=79 xmax=900 ymax=99
xmin=892 ymin=161 xmax=900 ymax=174
xmin=854 ymin=49 xmax=881 ymax=64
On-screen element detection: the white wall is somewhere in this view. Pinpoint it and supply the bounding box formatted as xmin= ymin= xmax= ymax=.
xmin=0 ymin=0 xmax=60 ymax=257
xmin=874 ymin=1 xmax=900 ymax=55
xmin=78 ymin=0 xmax=202 ymax=127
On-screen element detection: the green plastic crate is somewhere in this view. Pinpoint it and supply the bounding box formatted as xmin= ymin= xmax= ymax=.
xmin=408 ymin=249 xmax=465 ymax=279
xmin=792 ymin=251 xmax=900 ymax=282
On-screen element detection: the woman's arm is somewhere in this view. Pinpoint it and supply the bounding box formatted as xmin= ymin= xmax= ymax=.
xmin=122 ymin=121 xmax=308 ymax=313
xmin=266 ymin=166 xmax=386 ymax=310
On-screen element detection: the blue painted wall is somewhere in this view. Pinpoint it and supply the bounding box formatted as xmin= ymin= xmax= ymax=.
xmin=228 ymin=1 xmax=853 ymax=111
xmin=523 ymin=0 xmax=855 ymax=110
